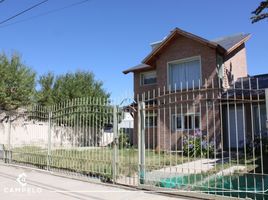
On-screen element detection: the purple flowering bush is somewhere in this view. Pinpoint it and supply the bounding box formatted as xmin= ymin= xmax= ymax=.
xmin=183 ymin=129 xmax=214 ymax=158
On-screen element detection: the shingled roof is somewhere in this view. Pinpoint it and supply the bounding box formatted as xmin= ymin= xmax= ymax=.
xmin=212 ymin=33 xmax=251 ymax=53
xmin=123 ymin=28 xmax=251 ymax=74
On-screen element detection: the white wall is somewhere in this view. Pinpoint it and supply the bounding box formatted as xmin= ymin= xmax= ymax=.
xmin=0 ymin=121 xmax=75 ymax=148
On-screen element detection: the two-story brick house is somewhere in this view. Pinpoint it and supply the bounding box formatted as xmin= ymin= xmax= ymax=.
xmin=123 ymin=27 xmax=251 ymax=151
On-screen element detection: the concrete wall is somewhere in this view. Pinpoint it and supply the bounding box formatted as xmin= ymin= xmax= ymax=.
xmin=0 ymin=121 xmax=113 ymax=148
xmin=0 ymin=112 xmax=134 ymax=148
xmin=0 ymin=121 xmax=75 ymax=148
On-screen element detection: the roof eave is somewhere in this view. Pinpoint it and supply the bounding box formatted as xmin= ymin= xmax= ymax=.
xmin=225 ymin=34 xmax=251 ymax=55
xmin=122 ymin=70 xmax=131 ymax=74
xmin=122 ymin=65 xmax=154 ymax=74
xmin=216 ymin=45 xmax=227 ymax=55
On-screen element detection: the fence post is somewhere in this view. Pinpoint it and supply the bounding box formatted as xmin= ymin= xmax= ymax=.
xmin=6 ymin=116 xmax=12 ymax=163
xmin=112 ymin=106 xmax=118 ymax=183
xmin=47 ymin=111 xmax=52 ymax=171
xmin=138 ymin=101 xmax=145 ymax=185
xmin=265 ymin=88 xmax=268 ymax=129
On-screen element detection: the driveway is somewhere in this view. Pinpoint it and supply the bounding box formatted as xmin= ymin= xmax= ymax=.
xmin=0 ymin=163 xmax=190 ymax=200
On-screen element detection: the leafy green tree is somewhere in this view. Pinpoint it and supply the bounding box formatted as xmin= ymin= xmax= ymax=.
xmin=36 ymin=72 xmax=54 ymax=106
xmin=36 ymin=71 xmax=111 ymax=146
xmin=0 ymin=53 xmax=36 ymax=111
xmin=37 ymin=71 xmax=109 ymax=105
xmin=251 ymin=0 xmax=268 ymax=23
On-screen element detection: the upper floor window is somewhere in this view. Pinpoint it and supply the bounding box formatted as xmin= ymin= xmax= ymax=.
xmin=168 ymin=57 xmax=201 ymax=90
xmin=141 ymin=71 xmax=157 ymax=86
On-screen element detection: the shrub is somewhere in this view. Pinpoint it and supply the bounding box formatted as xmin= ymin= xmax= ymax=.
xmin=183 ymin=129 xmax=214 ymax=158
xmin=118 ymin=130 xmax=130 ymax=149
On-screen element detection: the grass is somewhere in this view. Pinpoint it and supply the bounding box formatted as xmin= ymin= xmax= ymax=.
xmin=9 ymin=146 xmax=258 ymax=182
xmin=10 ymin=146 xmax=192 ymax=181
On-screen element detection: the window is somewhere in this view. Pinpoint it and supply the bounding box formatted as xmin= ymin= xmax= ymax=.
xmin=145 ymin=113 xmax=157 ymax=128
xmin=172 ymin=113 xmax=200 ymax=131
xmin=141 ymin=71 xmax=157 ymax=85
xmin=168 ymin=57 xmax=201 ymax=89
xmin=172 ymin=114 xmax=183 ymax=130
xmin=104 ymin=124 xmax=113 ymax=132
xmin=184 ymin=114 xmax=200 ymax=130
xmin=216 ymin=55 xmax=224 ymax=79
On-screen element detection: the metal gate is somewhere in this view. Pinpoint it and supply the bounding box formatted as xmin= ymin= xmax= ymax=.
xmin=1 ymin=98 xmax=121 ymax=183
xmin=1 ymin=77 xmax=268 ymax=200
xmin=134 ymin=77 xmax=268 ymax=200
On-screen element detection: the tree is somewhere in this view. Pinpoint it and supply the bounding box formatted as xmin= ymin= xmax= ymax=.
xmin=37 ymin=71 xmax=110 ymax=105
xmin=36 ymin=71 xmax=111 ymax=146
xmin=251 ymin=0 xmax=268 ymax=23
xmin=0 ymin=53 xmax=36 ymax=111
xmin=36 ymin=72 xmax=55 ymax=106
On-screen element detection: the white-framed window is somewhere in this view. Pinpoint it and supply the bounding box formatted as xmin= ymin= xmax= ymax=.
xmin=172 ymin=114 xmax=183 ymax=130
xmin=168 ymin=56 xmax=201 ymax=89
xmin=145 ymin=113 xmax=157 ymax=128
xmin=141 ymin=71 xmax=157 ymax=86
xmin=172 ymin=113 xmax=200 ymax=131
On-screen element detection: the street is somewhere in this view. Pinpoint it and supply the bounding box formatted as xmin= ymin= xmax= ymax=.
xmin=0 ymin=163 xmax=189 ymax=200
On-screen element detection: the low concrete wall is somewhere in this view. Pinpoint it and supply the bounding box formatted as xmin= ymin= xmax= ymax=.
xmin=0 ymin=121 xmax=116 ymax=149
xmin=0 ymin=121 xmax=74 ymax=148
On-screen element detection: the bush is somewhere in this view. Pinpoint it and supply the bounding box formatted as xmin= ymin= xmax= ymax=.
xmin=183 ymin=129 xmax=214 ymax=158
xmin=118 ymin=130 xmax=130 ymax=149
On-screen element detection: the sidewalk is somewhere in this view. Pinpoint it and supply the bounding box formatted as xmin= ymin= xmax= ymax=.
xmin=0 ymin=163 xmax=189 ymax=200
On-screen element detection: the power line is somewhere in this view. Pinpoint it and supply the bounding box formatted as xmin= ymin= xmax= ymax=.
xmin=0 ymin=0 xmax=48 ymax=25
xmin=0 ymin=0 xmax=90 ymax=28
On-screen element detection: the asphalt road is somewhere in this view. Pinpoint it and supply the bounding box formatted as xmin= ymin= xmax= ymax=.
xmin=0 ymin=163 xmax=189 ymax=200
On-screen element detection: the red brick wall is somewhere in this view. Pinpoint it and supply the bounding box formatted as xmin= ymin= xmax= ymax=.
xmin=132 ymin=35 xmax=248 ymax=150
xmin=155 ymin=35 xmax=218 ymax=89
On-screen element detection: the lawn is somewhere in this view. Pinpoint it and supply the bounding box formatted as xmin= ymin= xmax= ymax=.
xmin=10 ymin=146 xmax=192 ymax=181
xmin=9 ymin=146 xmax=257 ymax=183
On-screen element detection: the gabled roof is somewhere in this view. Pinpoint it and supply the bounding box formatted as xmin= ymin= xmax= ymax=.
xmin=142 ymin=27 xmax=223 ymax=65
xmin=123 ymin=28 xmax=251 ymax=74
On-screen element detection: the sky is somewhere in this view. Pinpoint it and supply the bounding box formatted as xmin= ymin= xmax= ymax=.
xmin=0 ymin=0 xmax=267 ymax=100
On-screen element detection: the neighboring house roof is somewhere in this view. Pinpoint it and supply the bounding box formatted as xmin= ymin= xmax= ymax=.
xmin=123 ymin=27 xmax=251 ymax=74
xmin=223 ymin=74 xmax=268 ymax=98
